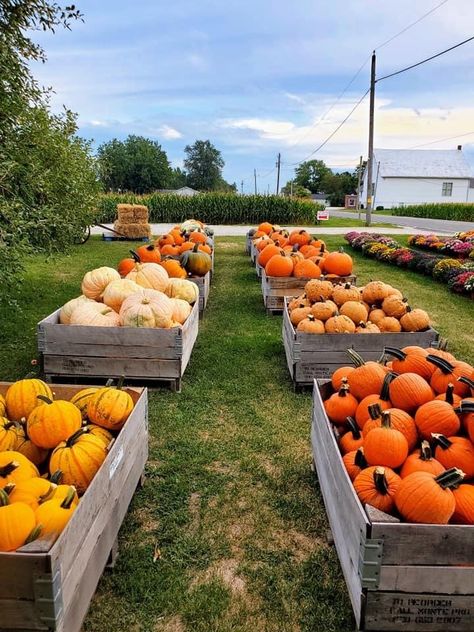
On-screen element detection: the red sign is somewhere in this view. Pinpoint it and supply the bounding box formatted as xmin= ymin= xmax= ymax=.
xmin=317 ymin=210 xmax=330 ymax=221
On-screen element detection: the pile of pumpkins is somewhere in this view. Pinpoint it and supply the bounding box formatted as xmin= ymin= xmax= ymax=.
xmin=59 ymin=262 xmax=199 ymax=329
xmin=0 ymin=378 xmax=134 ymax=551
xmin=288 ymin=279 xmax=431 ymax=334
xmin=323 ymin=345 xmax=474 ymax=524
xmin=251 ymin=222 xmax=353 ymax=278
xmin=118 ymin=218 xmax=213 ymax=280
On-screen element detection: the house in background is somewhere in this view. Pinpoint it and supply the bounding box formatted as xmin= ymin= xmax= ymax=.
xmin=310 ymin=192 xmax=329 ymax=206
xmin=157 ymin=186 xmax=199 ymax=196
xmin=361 ymin=146 xmax=474 ymax=209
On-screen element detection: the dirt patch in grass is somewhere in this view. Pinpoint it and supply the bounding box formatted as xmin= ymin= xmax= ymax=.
xmin=191 ymin=558 xmax=247 ymax=595
xmin=188 ymin=492 xmax=201 ymax=535
xmin=155 ymin=615 xmax=185 ymax=631
xmin=269 ymin=528 xmax=325 ymax=562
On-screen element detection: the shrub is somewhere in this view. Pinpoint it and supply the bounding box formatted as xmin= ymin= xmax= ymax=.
xmin=95 ymin=193 xmax=321 ymax=225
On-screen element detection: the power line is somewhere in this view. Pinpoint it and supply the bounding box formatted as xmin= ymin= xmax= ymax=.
xmin=375 ymin=0 xmax=449 ymax=51
xmin=286 ymin=88 xmax=370 ymax=167
xmin=377 ymin=34 xmax=474 ymax=83
xmin=410 ymin=131 xmax=474 ymax=149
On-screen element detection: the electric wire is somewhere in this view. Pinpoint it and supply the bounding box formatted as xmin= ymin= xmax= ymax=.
xmin=410 ymin=131 xmax=474 ymax=149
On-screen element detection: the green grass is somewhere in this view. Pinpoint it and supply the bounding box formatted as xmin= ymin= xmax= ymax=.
xmin=0 ymin=236 xmax=473 ymax=631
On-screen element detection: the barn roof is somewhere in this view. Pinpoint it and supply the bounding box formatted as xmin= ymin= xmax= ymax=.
xmin=374 ymin=148 xmax=473 ymax=179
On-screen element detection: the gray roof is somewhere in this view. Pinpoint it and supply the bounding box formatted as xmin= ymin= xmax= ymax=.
xmin=374 ymin=148 xmax=473 ymax=179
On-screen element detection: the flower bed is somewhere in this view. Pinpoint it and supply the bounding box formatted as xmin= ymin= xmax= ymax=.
xmin=408 ymin=231 xmax=474 ymax=259
xmin=345 ymin=232 xmax=474 ymax=298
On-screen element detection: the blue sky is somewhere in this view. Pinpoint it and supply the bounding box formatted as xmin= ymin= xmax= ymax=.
xmin=32 ymin=0 xmax=474 ymax=191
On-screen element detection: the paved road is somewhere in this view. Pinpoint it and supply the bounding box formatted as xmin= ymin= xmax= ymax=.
xmin=329 ymin=209 xmax=474 ymax=234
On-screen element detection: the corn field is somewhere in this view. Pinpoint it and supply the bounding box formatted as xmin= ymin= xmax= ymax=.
xmin=95 ymin=192 xmax=321 ymax=225
xmin=392 ymin=203 xmax=474 ymax=222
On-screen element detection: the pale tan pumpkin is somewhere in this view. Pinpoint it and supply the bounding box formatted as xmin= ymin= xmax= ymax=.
xmin=170 ymin=298 xmax=192 ymax=324
xmin=356 ymin=321 xmax=381 ymax=334
xmin=362 ymin=281 xmax=390 ymax=304
xmin=290 ymin=306 xmax=312 ymax=326
xmin=120 ymin=288 xmax=174 ymax=328
xmin=59 ymin=295 xmax=94 ymax=325
xmin=102 ymin=279 xmax=142 ymax=312
xmin=304 ymin=279 xmax=333 ymax=302
xmin=297 ymin=316 xmax=325 ymax=334
xmin=368 ymin=308 xmax=386 ymax=325
xmin=339 ymin=301 xmax=368 ymax=324
xmin=382 ymin=295 xmax=408 ymax=318
xmin=69 ymin=303 xmax=121 ymax=327
xmin=81 ymin=267 xmax=121 ymax=301
xmin=310 ymin=300 xmax=338 ymax=322
xmin=378 ymin=316 xmax=402 ymax=333
xmin=165 ymin=278 xmax=199 ymax=304
xmin=288 ymin=294 xmax=310 ymax=310
xmin=325 ymin=315 xmax=356 ymax=334
xmin=400 ymin=308 xmax=431 ymax=332
xmin=126 ymin=262 xmax=169 ymax=293
xmin=332 ymin=283 xmax=361 ymax=306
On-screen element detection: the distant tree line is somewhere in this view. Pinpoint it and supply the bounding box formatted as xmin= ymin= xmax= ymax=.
xmin=96 ymin=137 xmax=237 ymax=194
xmin=281 ymin=159 xmax=365 ymax=206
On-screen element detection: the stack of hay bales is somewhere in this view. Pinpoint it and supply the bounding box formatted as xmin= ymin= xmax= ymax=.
xmin=114 ymin=204 xmax=151 ymax=239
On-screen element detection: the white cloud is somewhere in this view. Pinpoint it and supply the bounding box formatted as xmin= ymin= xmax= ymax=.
xmin=157 ymin=125 xmax=183 ymax=140
xmin=220 ymin=118 xmax=296 ymax=138
xmin=90 ymin=119 xmax=107 ymax=127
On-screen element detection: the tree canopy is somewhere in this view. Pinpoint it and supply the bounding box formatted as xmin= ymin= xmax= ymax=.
xmin=97 ymin=136 xmax=172 ymax=193
xmin=283 ymin=159 xmax=358 ymax=206
xmin=184 ymin=140 xmax=225 ymax=191
xmin=293 ymin=160 xmax=332 ymax=193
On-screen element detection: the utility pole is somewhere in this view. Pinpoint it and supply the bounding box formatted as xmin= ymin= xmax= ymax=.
xmin=276 ymin=153 xmax=281 ymax=195
xmin=241 ymin=180 xmax=244 ymax=195
xmin=366 ymin=51 xmax=376 ymax=226
xmin=290 ymin=180 xmax=293 ymax=198
xmin=254 ymin=168 xmax=257 ymax=195
xmin=356 ymin=155 xmax=363 ymax=220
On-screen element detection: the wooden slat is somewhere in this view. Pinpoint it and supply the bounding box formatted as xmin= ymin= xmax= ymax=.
xmin=377 ymin=566 xmax=474 ymax=595
xmin=181 ymin=300 xmax=199 ymax=373
xmin=42 ymin=355 xmax=181 ymax=379
xmin=0 ymin=601 xmax=49 ymax=630
xmin=312 ymin=381 xmax=369 ymax=626
xmin=364 ymin=592 xmax=474 ymax=631
xmin=0 ymin=555 xmax=48 ymax=600
xmin=370 ymin=522 xmax=474 ymax=566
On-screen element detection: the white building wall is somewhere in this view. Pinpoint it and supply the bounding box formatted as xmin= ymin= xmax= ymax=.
xmin=372 ymin=177 xmax=471 ymax=208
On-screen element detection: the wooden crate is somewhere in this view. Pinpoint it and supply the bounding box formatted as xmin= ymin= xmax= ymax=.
xmin=256 ymin=262 xmax=263 ymax=279
xmin=0 ymin=382 xmax=148 ymax=632
xmin=37 ymin=300 xmax=199 ymax=392
xmin=245 ymin=232 xmax=253 ymax=255
xmin=189 ymin=271 xmax=211 ymax=317
xmin=262 ymin=272 xmax=357 ymax=314
xmin=250 ymin=240 xmax=258 ymax=263
xmin=312 ymin=380 xmax=474 ymax=632
xmin=283 ymin=299 xmax=439 ymax=387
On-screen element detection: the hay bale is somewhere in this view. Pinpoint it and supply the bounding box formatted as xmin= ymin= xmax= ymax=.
xmin=131 ymin=205 xmax=149 ymax=222
xmin=114 ymin=221 xmax=151 ymax=239
xmin=117 ymin=204 xmax=135 ymax=223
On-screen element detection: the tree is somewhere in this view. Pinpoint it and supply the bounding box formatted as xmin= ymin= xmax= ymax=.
xmin=294 ymin=160 xmax=332 ymax=193
xmin=281 ymin=183 xmax=312 ymax=198
xmin=168 ymin=166 xmax=188 ymax=189
xmin=97 ymin=136 xmax=172 ymax=193
xmin=321 ymin=171 xmax=358 ymax=206
xmin=184 ymin=140 xmax=225 ymax=191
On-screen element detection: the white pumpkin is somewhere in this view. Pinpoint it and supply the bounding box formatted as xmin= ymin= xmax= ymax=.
xmin=126 ymin=263 xmax=169 ymax=293
xmin=70 ymin=303 xmax=121 ymax=327
xmin=59 ymin=295 xmax=95 ymax=325
xmin=166 ymin=278 xmax=199 ymax=304
xmin=119 ymin=289 xmax=174 ymax=328
xmin=103 ymin=279 xmax=142 ymax=312
xmin=170 ymin=298 xmax=192 ymax=324
xmin=81 ymin=267 xmax=121 ymax=301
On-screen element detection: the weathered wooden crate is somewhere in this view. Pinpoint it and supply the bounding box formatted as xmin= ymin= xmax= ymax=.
xmin=283 ymin=299 xmax=439 ymax=387
xmin=245 ymin=232 xmax=253 ymax=255
xmin=256 ymin=262 xmax=264 ymax=279
xmin=189 ymin=271 xmax=211 ymax=317
xmin=250 ymin=240 xmax=258 ymax=263
xmin=312 ymin=380 xmax=474 ymax=632
xmin=37 ymin=300 xmax=199 ymax=392
xmin=0 ymin=382 xmax=148 ymax=632
xmin=262 ymin=271 xmax=357 ymax=314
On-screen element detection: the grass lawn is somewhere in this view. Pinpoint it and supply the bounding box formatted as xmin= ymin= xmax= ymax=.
xmin=0 ymin=235 xmax=473 ymax=631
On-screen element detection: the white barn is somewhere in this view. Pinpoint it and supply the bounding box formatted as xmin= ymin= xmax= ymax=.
xmin=361 ymin=147 xmax=474 ymax=209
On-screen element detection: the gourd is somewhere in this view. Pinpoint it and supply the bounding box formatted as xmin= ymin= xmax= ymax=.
xmin=388 ymin=372 xmax=434 ymax=413
xmin=332 ymin=283 xmax=360 ymax=306
xmin=5 ymin=379 xmax=53 ymax=422
xmin=432 ymin=434 xmax=474 ymax=479
xmin=362 ymin=281 xmax=390 ymax=304
xmin=339 ymin=418 xmax=364 ymax=454
xmin=343 ymin=448 xmax=368 ymax=481
xmin=0 ymin=451 xmax=39 ymax=489
xmin=35 ymin=486 xmax=77 ymax=536
xmin=325 ymin=315 xmax=356 ymax=334
xmin=400 ymin=307 xmax=430 ymax=332
xmin=363 ymin=411 xmax=409 ymax=469
xmin=126 ymin=262 xmax=169 ymax=293
xmin=323 ymin=380 xmax=358 ymax=424
xmin=346 ymin=350 xmax=386 ymax=400
xmin=290 ymin=306 xmax=312 ymax=327
xmin=8 ymin=477 xmax=57 ymax=510
xmin=102 ymin=279 xmax=142 ymax=312
xmin=69 ymin=303 xmax=121 ymax=327
xmin=0 ymin=418 xmax=20 ymax=451
xmin=166 ymin=278 xmax=199 ymax=304
xmin=120 ymin=288 xmax=174 ymax=329
xmin=81 ymin=267 xmax=121 ymax=301
xmin=354 ymin=373 xmax=394 ymax=429
xmin=353 ymin=466 xmax=401 ymax=514
xmin=69 ymin=387 xmax=100 ymax=420
xmin=180 ymin=244 xmax=212 ymax=276
xmin=265 ymin=253 xmax=293 ymax=277
xmin=400 ymin=441 xmax=445 ymax=478
xmin=170 ymin=298 xmax=192 ymax=324
xmin=322 ymin=248 xmax=353 ymax=276
xmin=414 ymin=399 xmax=460 ymax=440
xmin=305 ymin=279 xmax=333 ymax=302
xmin=339 ymin=301 xmax=368 ymax=325
xmin=0 ymin=489 xmax=37 ymax=551
xmin=296 ymin=315 xmax=325 ymax=334
xmin=59 ymin=295 xmax=95 ymax=325
xmin=87 ymin=381 xmax=134 ymax=431
xmin=311 ymin=300 xmax=337 ymax=322
xmin=452 ymin=485 xmax=474 ymax=524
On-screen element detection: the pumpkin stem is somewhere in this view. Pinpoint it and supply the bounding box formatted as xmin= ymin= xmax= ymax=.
xmin=3 ymin=483 xmax=15 ymax=495
xmin=436 ymin=337 xmax=450 ymax=352
xmin=459 ymin=376 xmax=474 ymax=389
xmin=435 ymin=467 xmax=465 ymax=490
xmin=0 ymin=461 xmax=20 ymax=478
xmin=0 ymin=489 xmax=10 ymax=506
xmin=36 ymin=394 xmax=53 ymax=405
xmin=347 ymin=348 xmax=366 ymax=367
xmin=50 ymin=470 xmax=63 ymax=484
xmin=384 ymin=347 xmax=407 ymax=361
xmin=39 ymin=484 xmax=57 ymax=504
xmin=431 ymin=433 xmax=452 ymax=450
xmin=65 ymin=428 xmax=88 ymax=447
xmin=129 ymin=250 xmax=141 ymax=263
xmin=419 ymin=440 xmax=434 ymax=461
xmin=454 ymin=400 xmax=474 ymax=414
xmin=368 ymin=403 xmax=382 ymax=420
xmin=444 ymin=383 xmax=455 ymax=405
xmin=380 ymin=372 xmax=396 ymax=401
xmin=373 ymin=467 xmax=389 ymax=495
xmin=354 ymin=448 xmax=368 ymax=469
xmin=338 ymin=379 xmax=350 ymax=397
xmin=380 ymin=411 xmax=392 ymax=429
xmin=426 ymin=354 xmax=455 ymax=374
xmin=24 ymin=524 xmax=43 ymax=545
xmin=116 ymin=375 xmax=125 ymax=391
xmin=61 ymin=486 xmax=77 ymax=509
xmin=346 ymin=417 xmax=361 ymax=439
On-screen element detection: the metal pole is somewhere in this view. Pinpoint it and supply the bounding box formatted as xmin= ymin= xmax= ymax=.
xmin=276 ymin=153 xmax=281 ymax=195
xmin=356 ymin=155 xmax=363 ymax=220
xmin=241 ymin=180 xmax=244 ymax=194
xmin=254 ymin=169 xmax=257 ymax=195
xmin=366 ymin=51 xmax=376 ymax=227
xmin=290 ymin=180 xmax=293 ymax=198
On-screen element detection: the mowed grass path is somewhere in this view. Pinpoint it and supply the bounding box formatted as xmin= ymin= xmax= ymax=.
xmin=0 ymin=236 xmax=473 ymax=631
